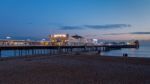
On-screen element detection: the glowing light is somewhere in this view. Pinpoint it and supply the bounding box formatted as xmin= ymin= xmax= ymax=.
xmin=53 ymin=34 xmax=67 ymax=38
xmin=6 ymin=36 xmax=11 ymax=39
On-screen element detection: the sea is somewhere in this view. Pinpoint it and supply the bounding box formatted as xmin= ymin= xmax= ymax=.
xmin=102 ymin=40 xmax=150 ymax=58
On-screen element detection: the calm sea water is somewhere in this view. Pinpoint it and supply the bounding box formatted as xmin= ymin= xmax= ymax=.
xmin=103 ymin=40 xmax=150 ymax=58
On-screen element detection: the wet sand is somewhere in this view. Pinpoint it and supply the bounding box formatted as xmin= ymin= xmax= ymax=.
xmin=0 ymin=53 xmax=150 ymax=84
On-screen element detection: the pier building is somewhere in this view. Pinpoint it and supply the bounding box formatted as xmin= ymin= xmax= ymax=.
xmin=68 ymin=35 xmax=86 ymax=46
xmin=49 ymin=34 xmax=69 ymax=46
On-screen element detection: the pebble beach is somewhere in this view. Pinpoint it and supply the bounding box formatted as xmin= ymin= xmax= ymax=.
xmin=0 ymin=53 xmax=150 ymax=84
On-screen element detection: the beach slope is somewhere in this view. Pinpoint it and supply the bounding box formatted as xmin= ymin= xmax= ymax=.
xmin=0 ymin=54 xmax=150 ymax=84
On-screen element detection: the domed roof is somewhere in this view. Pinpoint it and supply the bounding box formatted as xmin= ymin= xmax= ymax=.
xmin=72 ymin=35 xmax=83 ymax=39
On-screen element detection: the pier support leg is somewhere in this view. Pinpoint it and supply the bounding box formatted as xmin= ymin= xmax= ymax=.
xmin=32 ymin=49 xmax=34 ymax=55
xmin=14 ymin=50 xmax=16 ymax=56
xmin=0 ymin=50 xmax=1 ymax=58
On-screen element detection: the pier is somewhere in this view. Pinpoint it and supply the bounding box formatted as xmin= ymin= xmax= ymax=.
xmin=0 ymin=45 xmax=138 ymax=58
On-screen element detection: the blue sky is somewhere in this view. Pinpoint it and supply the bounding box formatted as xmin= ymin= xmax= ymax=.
xmin=0 ymin=0 xmax=150 ymax=40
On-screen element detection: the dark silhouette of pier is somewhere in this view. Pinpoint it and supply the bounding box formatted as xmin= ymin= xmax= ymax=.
xmin=0 ymin=44 xmax=139 ymax=58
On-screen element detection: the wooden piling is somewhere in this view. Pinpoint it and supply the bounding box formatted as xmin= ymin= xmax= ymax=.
xmin=0 ymin=50 xmax=1 ymax=57
xmin=0 ymin=45 xmax=138 ymax=57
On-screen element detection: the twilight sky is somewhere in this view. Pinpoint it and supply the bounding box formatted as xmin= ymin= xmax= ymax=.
xmin=0 ymin=0 xmax=150 ymax=40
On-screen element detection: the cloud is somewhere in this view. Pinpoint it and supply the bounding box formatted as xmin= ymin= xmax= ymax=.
xmin=60 ymin=26 xmax=83 ymax=30
xmin=84 ymin=24 xmax=131 ymax=29
xmin=103 ymin=33 xmax=127 ymax=35
xmin=103 ymin=32 xmax=150 ymax=36
xmin=58 ymin=24 xmax=131 ymax=30
xmin=130 ymin=32 xmax=150 ymax=34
